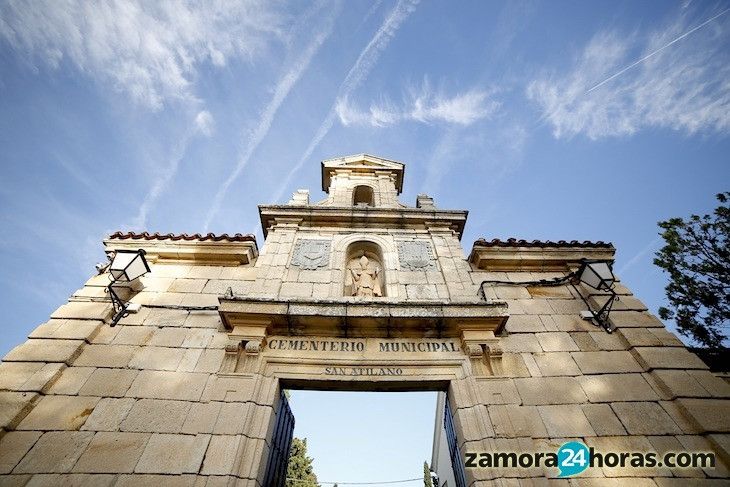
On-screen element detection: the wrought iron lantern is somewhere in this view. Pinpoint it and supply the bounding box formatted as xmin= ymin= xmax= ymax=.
xmin=577 ymin=259 xmax=618 ymax=332
xmin=107 ymin=249 xmax=150 ymax=326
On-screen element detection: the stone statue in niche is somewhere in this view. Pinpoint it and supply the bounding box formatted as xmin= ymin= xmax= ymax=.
xmin=350 ymin=255 xmax=382 ymax=297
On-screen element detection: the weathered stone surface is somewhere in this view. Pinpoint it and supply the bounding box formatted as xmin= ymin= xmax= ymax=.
xmin=24 ymin=474 xmax=117 ymax=487
xmin=0 ymin=363 xmax=46 ymax=390
xmin=0 ymin=431 xmax=41 ymax=474
xmin=687 ymin=370 xmax=730 ymax=398
xmin=135 ymin=433 xmax=210 ymax=474
xmin=538 ymin=405 xmax=595 ymax=437
xmin=148 ymin=328 xmax=187 ymax=347
xmin=126 ymin=371 xmax=208 ymax=401
xmin=73 ymin=344 xmax=135 ymax=368
xmin=571 ymin=351 xmax=644 ymax=374
xmin=677 ymin=398 xmax=730 ymax=432
xmin=577 ymin=374 xmax=659 ymax=402
xmin=488 ymin=405 xmax=547 ymax=438
xmin=515 ymin=377 xmax=587 ymax=405
xmin=584 ymin=435 xmax=671 ymax=477
xmin=129 ymin=347 xmax=183 ymax=371
xmin=79 ymin=368 xmax=138 ymax=397
xmin=46 ymin=367 xmax=95 ymax=395
xmin=200 ymin=435 xmax=242 ymax=475
xmin=3 ymin=339 xmax=84 ymax=365
xmin=532 ymin=352 xmax=580 ymax=376
xmin=115 ymin=474 xmax=198 ymax=487
xmin=81 ymin=398 xmax=135 ymax=432
xmin=112 ymin=326 xmax=155 ymax=346
xmin=181 ymin=402 xmax=222 ymax=434
xmin=14 ymin=431 xmax=94 ymax=473
xmin=17 ymin=395 xmax=99 ymax=431
xmin=651 ymin=370 xmax=711 ymax=399
xmin=535 ymin=332 xmax=579 ymax=352
xmin=608 ymin=311 xmax=664 ymax=328
xmin=72 ymin=432 xmax=149 ymax=473
xmin=121 ymin=399 xmax=191 ymax=433
xmin=0 ymin=392 xmax=40 ymax=430
xmin=632 ymin=347 xmax=709 ymax=370
xmin=51 ymin=302 xmax=111 ymax=320
xmin=504 ymin=315 xmax=546 ymax=333
xmin=29 ymin=319 xmax=102 ymax=341
xmin=582 ymin=404 xmax=627 ymax=436
xmin=610 ymin=402 xmax=682 ymax=435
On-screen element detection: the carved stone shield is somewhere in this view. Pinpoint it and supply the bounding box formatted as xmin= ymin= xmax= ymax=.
xmin=397 ymin=241 xmax=436 ymax=270
xmin=291 ymin=239 xmax=331 ymax=270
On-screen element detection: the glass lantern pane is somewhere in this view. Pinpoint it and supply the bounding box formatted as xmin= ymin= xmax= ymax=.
xmin=592 ymin=262 xmax=615 ymax=288
xmin=125 ymin=255 xmax=148 ymax=281
xmin=579 ymin=265 xmax=602 ymax=289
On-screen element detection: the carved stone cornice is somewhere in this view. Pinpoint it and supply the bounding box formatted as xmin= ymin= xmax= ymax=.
xmin=469 ymin=244 xmax=615 ymax=272
xmin=258 ymin=205 xmax=468 ymax=239
xmin=218 ymin=296 xmax=508 ymax=338
xmin=103 ymin=238 xmax=258 ymax=265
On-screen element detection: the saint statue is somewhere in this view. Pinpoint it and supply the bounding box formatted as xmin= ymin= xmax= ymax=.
xmin=350 ymin=255 xmax=382 ymax=297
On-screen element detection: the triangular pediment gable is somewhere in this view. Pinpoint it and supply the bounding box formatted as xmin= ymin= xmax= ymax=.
xmin=321 ymin=154 xmax=404 ymax=193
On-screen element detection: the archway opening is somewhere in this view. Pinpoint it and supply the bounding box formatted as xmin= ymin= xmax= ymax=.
xmin=353 ymin=185 xmax=375 ymax=207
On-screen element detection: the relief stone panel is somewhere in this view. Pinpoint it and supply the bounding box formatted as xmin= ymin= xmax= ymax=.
xmin=290 ymin=239 xmax=330 ymax=270
xmin=397 ymin=240 xmax=436 ymax=271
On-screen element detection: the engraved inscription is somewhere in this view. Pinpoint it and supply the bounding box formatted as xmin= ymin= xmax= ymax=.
xmin=397 ymin=241 xmax=436 ymax=270
xmin=291 ymin=239 xmax=331 ymax=270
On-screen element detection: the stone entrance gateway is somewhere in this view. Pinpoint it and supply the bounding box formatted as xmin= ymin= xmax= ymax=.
xmin=1 ymin=153 xmax=728 ymax=486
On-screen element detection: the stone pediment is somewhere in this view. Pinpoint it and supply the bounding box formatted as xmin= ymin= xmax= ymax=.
xmin=321 ymin=153 xmax=404 ymax=193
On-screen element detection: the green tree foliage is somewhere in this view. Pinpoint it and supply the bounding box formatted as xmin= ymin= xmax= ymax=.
xmin=423 ymin=461 xmax=433 ymax=487
xmin=286 ymin=437 xmax=319 ymax=487
xmin=654 ymin=192 xmax=729 ymax=347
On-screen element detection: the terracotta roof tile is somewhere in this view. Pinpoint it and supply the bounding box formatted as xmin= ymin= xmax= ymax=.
xmin=473 ymin=237 xmax=613 ymax=249
xmin=108 ymin=231 xmax=257 ymax=243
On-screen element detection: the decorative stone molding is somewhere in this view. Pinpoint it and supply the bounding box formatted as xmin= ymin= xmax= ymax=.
xmin=459 ymin=327 xmax=504 ymax=376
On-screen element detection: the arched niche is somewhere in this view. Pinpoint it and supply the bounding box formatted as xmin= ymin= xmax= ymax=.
xmin=352 ymin=185 xmax=375 ymax=207
xmin=344 ymin=241 xmax=386 ymax=297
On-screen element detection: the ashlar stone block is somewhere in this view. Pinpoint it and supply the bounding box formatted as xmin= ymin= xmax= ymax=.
xmin=46 ymin=367 xmax=95 ymax=395
xmin=81 ymin=398 xmax=136 ymax=432
xmin=610 ymin=402 xmax=682 ymax=435
xmin=577 ymin=374 xmax=659 ymax=403
xmin=582 ymin=404 xmax=627 ymax=436
xmin=72 ymin=432 xmax=149 ymax=473
xmin=515 ymin=377 xmax=587 ymax=405
xmin=16 ymin=395 xmax=99 ymax=431
xmin=4 ymin=339 xmax=84 ymax=365
xmin=571 ymin=351 xmax=644 ymax=374
xmin=0 ymin=392 xmax=40 ymax=430
xmin=79 ymin=368 xmax=138 ymax=397
xmin=536 ymin=332 xmax=579 ymax=352
xmin=135 ymin=433 xmax=210 ymax=474
xmin=538 ymin=405 xmax=595 ymax=437
xmin=121 ymin=399 xmax=191 ymax=433
xmin=126 ymin=371 xmax=208 ymax=401
xmin=73 ymin=344 xmax=135 ymax=368
xmin=631 ymin=347 xmax=708 ymax=370
xmin=14 ymin=431 xmax=94 ymax=473
xmin=0 ymin=431 xmax=42 ymax=474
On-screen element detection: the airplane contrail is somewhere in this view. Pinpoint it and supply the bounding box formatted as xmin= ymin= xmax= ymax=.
xmin=586 ymin=7 xmax=730 ymax=93
xmin=271 ymin=0 xmax=420 ymax=204
xmin=202 ymin=2 xmax=340 ymax=231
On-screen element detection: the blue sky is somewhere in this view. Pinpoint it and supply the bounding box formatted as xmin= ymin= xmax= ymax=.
xmin=1 ymin=0 xmax=729 ymax=483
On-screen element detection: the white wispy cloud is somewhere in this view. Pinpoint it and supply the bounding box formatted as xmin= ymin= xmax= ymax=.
xmin=195 ymin=110 xmax=215 ymax=137
xmin=272 ymin=0 xmax=420 ymax=204
xmin=0 ymin=0 xmax=287 ymax=110
xmin=336 ymin=82 xmax=500 ymax=127
xmin=527 ymin=7 xmax=730 ymax=139
xmin=202 ymin=2 xmax=340 ymax=231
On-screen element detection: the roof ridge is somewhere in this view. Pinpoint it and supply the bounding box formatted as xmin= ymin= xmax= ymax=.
xmin=473 ymin=237 xmax=614 ymax=249
xmin=108 ymin=231 xmax=256 ymax=243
